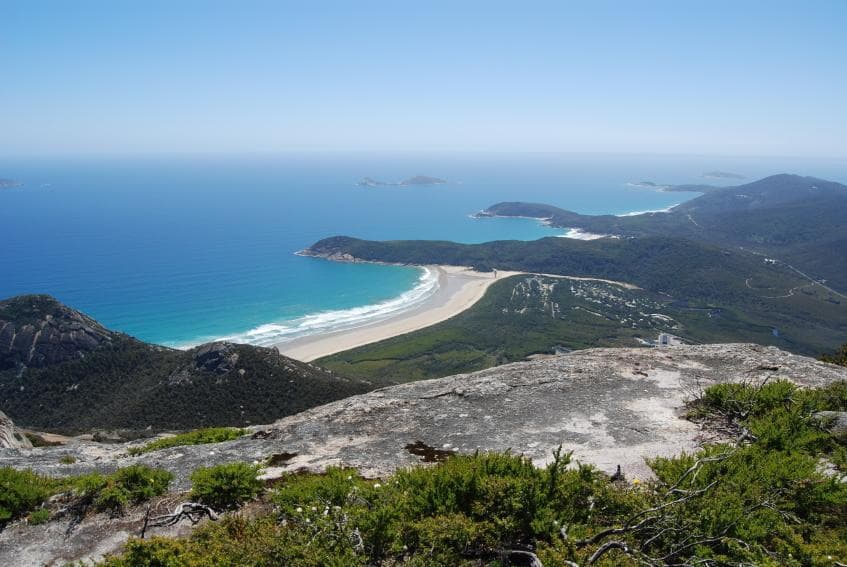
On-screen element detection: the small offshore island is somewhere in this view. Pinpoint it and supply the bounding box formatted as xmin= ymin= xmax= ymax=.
xmin=703 ymin=170 xmax=746 ymax=180
xmin=627 ymin=180 xmax=720 ymax=193
xmin=0 ymin=178 xmax=22 ymax=189
xmin=357 ymin=175 xmax=447 ymax=187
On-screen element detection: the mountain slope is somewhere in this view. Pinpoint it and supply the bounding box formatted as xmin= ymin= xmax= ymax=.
xmin=317 ymin=273 xmax=847 ymax=382
xmin=480 ymin=174 xmax=847 ymax=291
xmin=0 ymin=295 xmax=372 ymax=434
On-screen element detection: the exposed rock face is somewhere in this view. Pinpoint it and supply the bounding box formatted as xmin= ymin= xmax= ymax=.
xmin=0 ymin=410 xmax=31 ymax=449
xmin=1 ymin=343 xmax=845 ymax=565
xmin=4 ymin=344 xmax=844 ymax=483
xmin=0 ymin=295 xmax=114 ymax=371
xmin=813 ymin=411 xmax=847 ymax=441
xmin=168 ymin=342 xmax=242 ymax=384
xmin=192 ymin=342 xmax=240 ymax=374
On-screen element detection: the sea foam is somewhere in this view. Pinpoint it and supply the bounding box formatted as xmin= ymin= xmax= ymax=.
xmin=174 ymin=267 xmax=440 ymax=349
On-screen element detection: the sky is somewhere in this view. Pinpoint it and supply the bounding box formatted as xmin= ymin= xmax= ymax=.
xmin=1 ymin=0 xmax=846 ymax=157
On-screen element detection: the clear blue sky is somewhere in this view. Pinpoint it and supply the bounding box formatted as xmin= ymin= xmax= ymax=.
xmin=2 ymin=0 xmax=845 ymax=157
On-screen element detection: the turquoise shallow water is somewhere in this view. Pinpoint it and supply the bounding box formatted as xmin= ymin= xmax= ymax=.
xmin=1 ymin=153 xmax=845 ymax=347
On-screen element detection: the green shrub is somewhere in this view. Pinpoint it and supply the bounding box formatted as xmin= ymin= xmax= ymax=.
xmin=0 ymin=464 xmax=172 ymax=525
xmin=93 ymin=465 xmax=172 ymax=512
xmin=128 ymin=427 xmax=248 ymax=456
xmin=60 ymin=465 xmax=172 ymax=513
xmin=107 ymin=537 xmax=189 ymax=566
xmin=59 ymin=455 xmax=77 ymax=465
xmin=821 ymin=343 xmax=847 ymax=367
xmin=0 ymin=468 xmax=54 ymax=524
xmin=28 ymin=508 xmax=50 ymax=525
xmin=190 ymin=462 xmax=262 ymax=510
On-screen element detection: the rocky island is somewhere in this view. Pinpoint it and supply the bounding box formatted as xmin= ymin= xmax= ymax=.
xmin=357 ymin=175 xmax=447 ymax=187
xmin=703 ymin=170 xmax=746 ymax=180
xmin=0 ymin=178 xmax=22 ymax=189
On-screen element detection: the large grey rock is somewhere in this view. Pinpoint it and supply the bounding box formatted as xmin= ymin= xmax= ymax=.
xmin=0 ymin=410 xmax=31 ymax=449
xmin=1 ymin=343 xmax=845 ymax=565
xmin=813 ymin=411 xmax=847 ymax=441
xmin=3 ymin=344 xmax=844 ymax=483
xmin=0 ymin=295 xmax=115 ymax=371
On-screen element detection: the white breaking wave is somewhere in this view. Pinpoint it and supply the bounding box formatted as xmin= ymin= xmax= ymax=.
xmin=174 ymin=267 xmax=440 ymax=349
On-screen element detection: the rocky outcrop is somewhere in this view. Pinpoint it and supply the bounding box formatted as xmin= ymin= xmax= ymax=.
xmin=191 ymin=342 xmax=240 ymax=374
xmin=4 ymin=344 xmax=844 ymax=483
xmin=0 ymin=295 xmax=115 ymax=371
xmin=813 ymin=411 xmax=847 ymax=442
xmin=0 ymin=410 xmax=31 ymax=449
xmin=1 ymin=343 xmax=845 ymax=565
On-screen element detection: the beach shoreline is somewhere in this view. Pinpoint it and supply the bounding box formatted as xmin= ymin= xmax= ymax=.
xmin=275 ymin=265 xmax=521 ymax=362
xmin=275 ymin=262 xmax=639 ymax=362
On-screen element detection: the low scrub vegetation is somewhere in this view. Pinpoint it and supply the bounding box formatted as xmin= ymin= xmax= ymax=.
xmin=102 ymin=379 xmax=847 ymax=566
xmin=190 ymin=462 xmax=263 ymax=510
xmin=127 ymin=427 xmax=247 ymax=456
xmin=0 ymin=468 xmax=54 ymax=524
xmin=0 ymin=464 xmax=172 ymax=525
xmin=822 ymin=342 xmax=847 ymax=367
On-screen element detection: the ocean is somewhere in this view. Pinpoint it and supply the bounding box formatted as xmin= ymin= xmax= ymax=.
xmin=2 ymin=152 xmax=846 ymax=348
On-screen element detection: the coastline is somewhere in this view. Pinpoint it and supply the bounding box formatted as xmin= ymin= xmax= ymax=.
xmin=275 ymin=265 xmax=522 ymax=362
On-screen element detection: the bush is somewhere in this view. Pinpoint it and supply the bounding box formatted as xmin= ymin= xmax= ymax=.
xmin=59 ymin=455 xmax=77 ymax=465
xmin=108 ymin=537 xmax=189 ymax=566
xmin=91 ymin=465 xmax=173 ymax=512
xmin=190 ymin=462 xmax=262 ymax=510
xmin=821 ymin=343 xmax=847 ymax=367
xmin=0 ymin=464 xmax=173 ymax=526
xmin=0 ymin=468 xmax=54 ymax=524
xmin=127 ymin=427 xmax=248 ymax=456
xmin=28 ymin=508 xmax=50 ymax=525
xmin=59 ymin=466 xmax=172 ymax=514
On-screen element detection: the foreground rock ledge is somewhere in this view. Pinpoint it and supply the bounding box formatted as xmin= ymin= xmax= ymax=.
xmin=1 ymin=344 xmax=845 ymax=564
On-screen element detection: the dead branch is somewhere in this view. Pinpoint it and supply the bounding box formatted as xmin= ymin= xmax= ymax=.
xmin=587 ymin=540 xmax=631 ymax=565
xmin=148 ymin=502 xmax=219 ymax=528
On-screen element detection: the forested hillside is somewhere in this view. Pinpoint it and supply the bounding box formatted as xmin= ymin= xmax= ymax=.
xmin=0 ymin=296 xmax=371 ymax=434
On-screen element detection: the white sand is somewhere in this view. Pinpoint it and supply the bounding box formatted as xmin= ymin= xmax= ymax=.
xmin=275 ymin=265 xmax=637 ymax=362
xmin=275 ymin=265 xmax=522 ymax=362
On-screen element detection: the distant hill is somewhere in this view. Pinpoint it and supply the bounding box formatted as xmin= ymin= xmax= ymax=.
xmin=478 ymin=174 xmax=847 ymax=293
xmin=0 ymin=295 xmax=372 ymax=435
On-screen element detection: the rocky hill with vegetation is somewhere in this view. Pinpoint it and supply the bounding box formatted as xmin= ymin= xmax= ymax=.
xmin=479 ymin=174 xmax=847 ymax=294
xmin=0 ymin=295 xmax=372 ymax=435
xmin=317 ymin=272 xmax=847 ymax=383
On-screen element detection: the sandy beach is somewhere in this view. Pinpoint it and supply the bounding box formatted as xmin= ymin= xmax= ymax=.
xmin=275 ymin=265 xmax=522 ymax=362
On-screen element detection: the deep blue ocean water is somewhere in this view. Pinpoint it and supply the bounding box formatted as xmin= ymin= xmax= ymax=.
xmin=2 ymin=153 xmax=845 ymax=347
